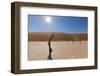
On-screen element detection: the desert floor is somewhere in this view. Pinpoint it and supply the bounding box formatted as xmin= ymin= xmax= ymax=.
xmin=28 ymin=41 xmax=88 ymax=61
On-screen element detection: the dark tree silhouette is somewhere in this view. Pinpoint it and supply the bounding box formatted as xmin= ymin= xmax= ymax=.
xmin=47 ymin=33 xmax=54 ymax=60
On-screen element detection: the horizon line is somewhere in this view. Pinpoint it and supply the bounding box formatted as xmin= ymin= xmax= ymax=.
xmin=28 ymin=31 xmax=88 ymax=34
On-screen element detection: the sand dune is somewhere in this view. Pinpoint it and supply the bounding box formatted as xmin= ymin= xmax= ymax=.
xmin=28 ymin=32 xmax=87 ymax=41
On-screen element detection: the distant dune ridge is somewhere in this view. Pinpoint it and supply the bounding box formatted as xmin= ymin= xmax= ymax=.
xmin=28 ymin=32 xmax=87 ymax=41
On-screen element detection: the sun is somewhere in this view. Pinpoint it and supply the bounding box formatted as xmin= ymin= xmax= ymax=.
xmin=45 ymin=16 xmax=51 ymax=23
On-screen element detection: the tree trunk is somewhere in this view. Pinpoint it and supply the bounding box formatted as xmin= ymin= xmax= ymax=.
xmin=47 ymin=33 xmax=54 ymax=60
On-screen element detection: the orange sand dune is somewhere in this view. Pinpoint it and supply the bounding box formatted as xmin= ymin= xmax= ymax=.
xmin=28 ymin=32 xmax=87 ymax=41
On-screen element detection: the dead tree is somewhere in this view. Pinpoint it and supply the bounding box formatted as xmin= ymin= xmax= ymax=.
xmin=47 ymin=33 xmax=54 ymax=60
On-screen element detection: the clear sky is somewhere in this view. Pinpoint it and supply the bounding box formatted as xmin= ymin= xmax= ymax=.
xmin=28 ymin=15 xmax=88 ymax=33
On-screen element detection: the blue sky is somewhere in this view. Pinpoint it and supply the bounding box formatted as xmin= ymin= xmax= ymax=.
xmin=28 ymin=15 xmax=88 ymax=33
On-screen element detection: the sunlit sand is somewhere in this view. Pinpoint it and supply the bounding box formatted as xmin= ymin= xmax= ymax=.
xmin=28 ymin=41 xmax=88 ymax=61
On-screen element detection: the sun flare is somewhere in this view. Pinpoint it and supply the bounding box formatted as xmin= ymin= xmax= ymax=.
xmin=45 ymin=16 xmax=51 ymax=23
